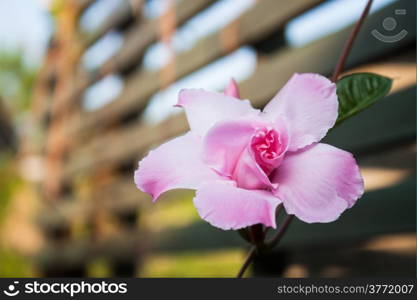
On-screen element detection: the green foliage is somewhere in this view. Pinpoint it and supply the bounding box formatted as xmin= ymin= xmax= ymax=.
xmin=0 ymin=155 xmax=20 ymax=221
xmin=0 ymin=49 xmax=37 ymax=277
xmin=0 ymin=156 xmax=30 ymax=277
xmin=0 ymin=248 xmax=31 ymax=277
xmin=142 ymin=249 xmax=243 ymax=277
xmin=0 ymin=49 xmax=37 ymax=112
xmin=336 ymin=72 xmax=392 ymax=125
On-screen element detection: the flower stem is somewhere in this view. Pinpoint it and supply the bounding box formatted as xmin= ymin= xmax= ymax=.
xmin=236 ymin=214 xmax=294 ymax=278
xmin=265 ymin=214 xmax=294 ymax=249
xmin=236 ymin=246 xmax=256 ymax=278
xmin=331 ymin=0 xmax=373 ymax=82
xmin=249 ymin=223 xmax=265 ymax=245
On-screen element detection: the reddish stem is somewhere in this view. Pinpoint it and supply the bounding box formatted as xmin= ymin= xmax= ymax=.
xmin=265 ymin=215 xmax=294 ymax=248
xmin=236 ymin=246 xmax=256 ymax=278
xmin=331 ymin=0 xmax=373 ymax=82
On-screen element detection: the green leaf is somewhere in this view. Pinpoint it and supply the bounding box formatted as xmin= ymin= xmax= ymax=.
xmin=336 ymin=72 xmax=392 ymax=125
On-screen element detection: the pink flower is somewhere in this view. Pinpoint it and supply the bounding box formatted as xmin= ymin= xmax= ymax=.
xmin=134 ymin=73 xmax=364 ymax=230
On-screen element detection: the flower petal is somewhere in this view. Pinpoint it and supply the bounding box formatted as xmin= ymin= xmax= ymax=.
xmin=177 ymin=89 xmax=259 ymax=136
xmin=272 ymin=143 xmax=364 ymax=223
xmin=194 ymin=181 xmax=281 ymax=230
xmin=202 ymin=119 xmax=259 ymax=177
xmin=224 ymin=78 xmax=240 ymax=98
xmin=250 ymin=118 xmax=290 ymax=174
xmin=263 ymin=73 xmax=338 ymax=151
xmin=134 ymin=132 xmax=221 ymax=201
xmin=233 ymin=147 xmax=277 ymax=190
xmin=202 ymin=119 xmax=278 ymax=190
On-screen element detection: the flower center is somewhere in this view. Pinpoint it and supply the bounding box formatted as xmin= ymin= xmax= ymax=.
xmin=251 ymin=127 xmax=286 ymax=174
xmin=252 ymin=127 xmax=280 ymax=158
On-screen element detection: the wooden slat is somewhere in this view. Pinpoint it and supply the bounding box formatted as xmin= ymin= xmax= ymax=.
xmin=77 ymin=0 xmax=96 ymax=14
xmin=278 ymin=233 xmax=416 ymax=277
xmin=67 ymin=0 xmax=325 ymax=142
xmin=51 ymin=0 xmax=215 ymax=119
xmin=63 ymin=113 xmax=187 ymax=181
xmin=56 ymin=0 xmax=217 ymax=115
xmin=81 ymin=0 xmax=137 ymax=50
xmin=104 ymin=0 xmax=216 ymax=74
xmin=95 ymin=176 xmax=144 ymax=212
xmin=325 ymin=87 xmax=415 ymax=153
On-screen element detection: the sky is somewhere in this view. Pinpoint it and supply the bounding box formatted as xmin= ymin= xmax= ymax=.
xmin=0 ymin=0 xmax=398 ymax=121
xmin=0 ymin=0 xmax=52 ymax=66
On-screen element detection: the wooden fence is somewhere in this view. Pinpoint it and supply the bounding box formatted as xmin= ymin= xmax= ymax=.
xmin=28 ymin=0 xmax=415 ymax=276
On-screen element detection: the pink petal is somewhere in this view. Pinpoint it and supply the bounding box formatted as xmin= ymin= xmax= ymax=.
xmin=202 ymin=119 xmax=277 ymax=190
xmin=250 ymin=118 xmax=290 ymax=174
xmin=194 ymin=181 xmax=281 ymax=230
xmin=177 ymin=89 xmax=259 ymax=136
xmin=263 ymin=73 xmax=338 ymax=151
xmin=272 ymin=143 xmax=364 ymax=223
xmin=134 ymin=132 xmax=222 ymax=201
xmin=202 ymin=119 xmax=260 ymax=177
xmin=224 ymin=78 xmax=240 ymax=98
xmin=233 ymin=146 xmax=277 ymax=190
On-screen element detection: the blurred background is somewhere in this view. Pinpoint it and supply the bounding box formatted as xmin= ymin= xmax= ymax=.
xmin=0 ymin=0 xmax=415 ymax=277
